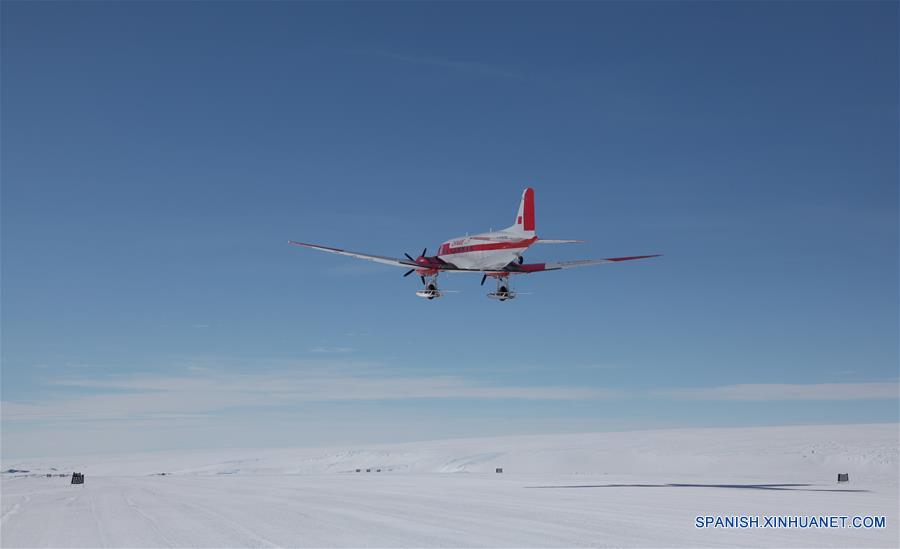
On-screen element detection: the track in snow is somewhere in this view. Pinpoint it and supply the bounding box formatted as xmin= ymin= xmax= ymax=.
xmin=2 ymin=472 xmax=896 ymax=548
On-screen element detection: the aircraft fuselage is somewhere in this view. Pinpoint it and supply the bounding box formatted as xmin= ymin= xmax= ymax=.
xmin=436 ymin=231 xmax=538 ymax=271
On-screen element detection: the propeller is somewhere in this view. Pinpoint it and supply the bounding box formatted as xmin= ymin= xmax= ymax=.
xmin=404 ymin=249 xmax=430 ymax=278
xmin=480 ymin=274 xmax=487 ymax=286
xmin=405 ymin=248 xmax=427 ymax=263
xmin=404 ymin=249 xmax=431 ymax=279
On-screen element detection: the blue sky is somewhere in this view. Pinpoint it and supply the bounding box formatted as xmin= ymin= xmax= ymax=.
xmin=2 ymin=2 xmax=897 ymax=458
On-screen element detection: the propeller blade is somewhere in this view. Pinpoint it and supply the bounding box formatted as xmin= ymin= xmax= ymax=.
xmin=480 ymin=274 xmax=487 ymax=286
xmin=403 ymin=269 xmax=415 ymax=277
xmin=420 ymin=276 xmax=426 ymax=285
xmin=421 ymin=248 xmax=427 ymax=258
xmin=404 ymin=253 xmax=415 ymax=262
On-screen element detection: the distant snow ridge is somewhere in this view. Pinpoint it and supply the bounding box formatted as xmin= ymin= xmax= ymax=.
xmin=438 ymin=452 xmax=505 ymax=473
xmin=3 ymin=424 xmax=897 ymax=485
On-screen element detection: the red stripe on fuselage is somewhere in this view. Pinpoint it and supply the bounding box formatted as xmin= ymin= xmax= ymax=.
xmin=439 ymin=237 xmax=537 ymax=256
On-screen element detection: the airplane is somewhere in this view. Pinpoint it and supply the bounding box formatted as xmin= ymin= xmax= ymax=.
xmin=289 ymin=188 xmax=660 ymax=301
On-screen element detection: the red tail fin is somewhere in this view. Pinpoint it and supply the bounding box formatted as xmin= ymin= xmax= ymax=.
xmin=511 ymin=187 xmax=535 ymax=234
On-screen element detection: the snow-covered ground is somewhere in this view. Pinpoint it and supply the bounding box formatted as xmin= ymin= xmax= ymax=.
xmin=2 ymin=424 xmax=897 ymax=547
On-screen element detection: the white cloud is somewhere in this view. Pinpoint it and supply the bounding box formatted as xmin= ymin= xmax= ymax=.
xmin=309 ymin=347 xmax=354 ymax=354
xmin=1 ymin=369 xmax=622 ymax=423
xmin=655 ymin=382 xmax=899 ymax=401
xmin=5 ymin=362 xmax=897 ymax=430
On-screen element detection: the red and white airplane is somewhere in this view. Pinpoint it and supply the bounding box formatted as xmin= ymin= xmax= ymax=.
xmin=289 ymin=188 xmax=659 ymax=301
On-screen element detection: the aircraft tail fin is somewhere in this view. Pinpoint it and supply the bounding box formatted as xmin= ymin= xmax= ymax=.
xmin=508 ymin=187 xmax=536 ymax=235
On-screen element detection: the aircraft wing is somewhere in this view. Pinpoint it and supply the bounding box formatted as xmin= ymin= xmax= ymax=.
xmin=288 ymin=241 xmax=421 ymax=269
xmin=290 ymin=240 xmax=660 ymax=274
xmin=511 ymin=254 xmax=661 ymax=273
